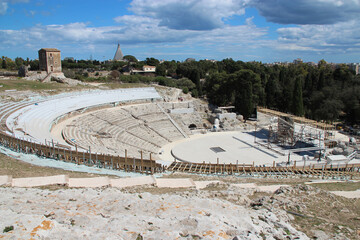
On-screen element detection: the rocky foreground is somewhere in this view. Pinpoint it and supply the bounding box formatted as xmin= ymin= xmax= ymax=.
xmin=1 ymin=183 xmax=359 ymax=240
xmin=0 ymin=185 xmax=310 ymax=240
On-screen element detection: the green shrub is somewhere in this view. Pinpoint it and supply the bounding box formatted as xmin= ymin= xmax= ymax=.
xmin=3 ymin=226 xmax=14 ymax=233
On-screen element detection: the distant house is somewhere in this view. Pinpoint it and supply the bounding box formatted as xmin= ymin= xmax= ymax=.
xmin=293 ymin=58 xmax=303 ymax=65
xmin=142 ymin=65 xmax=156 ymax=72
xmin=185 ymin=58 xmax=196 ymax=62
xmin=348 ymin=63 xmax=359 ymax=75
xmin=130 ymin=65 xmax=156 ymax=76
xmin=38 ymin=48 xmax=62 ymax=73
xmin=64 ymin=57 xmax=75 ymax=61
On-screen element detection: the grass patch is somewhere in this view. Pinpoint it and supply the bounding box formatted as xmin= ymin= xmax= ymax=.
xmin=0 ymin=152 xmax=107 ymax=178
xmin=106 ymin=82 xmax=148 ymax=89
xmin=0 ymin=79 xmax=152 ymax=99
xmin=0 ymin=79 xmax=58 ymax=91
xmin=0 ymin=79 xmax=85 ymax=92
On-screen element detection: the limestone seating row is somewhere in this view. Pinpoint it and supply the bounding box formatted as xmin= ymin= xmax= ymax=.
xmin=93 ymin=109 xmax=132 ymax=124
xmin=6 ymin=88 xmax=161 ymax=146
xmin=6 ymin=87 xmax=160 ymax=140
xmin=95 ymin=138 xmax=124 ymax=156
xmin=62 ymin=126 xmax=74 ymax=143
xmin=111 ymin=117 xmax=140 ymax=130
xmin=170 ymin=113 xmax=202 ymax=134
xmin=110 ymin=131 xmax=158 ymax=156
xmin=158 ymin=101 xmax=193 ymax=110
xmin=68 ymin=115 xmax=125 ymax=138
xmin=148 ymin=120 xmax=184 ymax=141
xmin=123 ymin=103 xmax=162 ymax=117
xmin=102 ymin=125 xmax=126 ymax=139
xmin=171 ymin=115 xmax=192 ymax=131
xmin=77 ymin=114 xmax=140 ymax=132
xmin=0 ymin=101 xmax=33 ymax=113
xmin=127 ymin=125 xmax=168 ymax=147
xmin=115 ymin=131 xmax=159 ymax=153
xmin=171 ymin=112 xmax=203 ymax=126
xmin=0 ymin=175 xmax=211 ymax=189
xmin=9 ymin=100 xmax=65 ymax=141
xmin=67 ymin=114 xmax=161 ymax=153
xmin=148 ymin=121 xmax=184 ymax=140
xmin=99 ymin=124 xmax=163 ymax=154
xmin=64 ymin=125 xmax=137 ymax=156
xmin=75 ymin=116 xmax=108 ymax=133
xmin=66 ymin=122 xmax=160 ymax=154
xmin=100 ymin=137 xmax=149 ymax=158
xmin=64 ymin=126 xmax=99 ymax=150
xmin=2 ymin=101 xmax=35 ymax=130
xmin=137 ymin=112 xmax=168 ymax=123
xmin=62 ymin=102 xmax=187 ymax=157
xmin=86 ymin=116 xmax=125 ymax=135
xmin=0 ymin=102 xmax=19 ymax=113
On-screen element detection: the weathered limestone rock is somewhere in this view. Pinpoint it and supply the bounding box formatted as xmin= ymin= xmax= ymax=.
xmin=18 ymin=65 xmax=29 ymax=77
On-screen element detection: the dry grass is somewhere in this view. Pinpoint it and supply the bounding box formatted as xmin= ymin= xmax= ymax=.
xmin=0 ymin=78 xmax=94 ymax=93
xmin=288 ymin=190 xmax=360 ymax=239
xmin=106 ymin=82 xmax=148 ymax=89
xmin=310 ymin=181 xmax=360 ymax=191
xmin=162 ymin=172 xmax=310 ymax=185
xmin=0 ymin=153 xmax=104 ymax=178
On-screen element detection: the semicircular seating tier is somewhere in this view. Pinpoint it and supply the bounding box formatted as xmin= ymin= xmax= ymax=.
xmin=62 ymin=103 xmax=187 ymax=158
xmin=1 ymin=87 xmax=204 ymax=159
xmin=4 ymin=88 xmax=161 ymax=146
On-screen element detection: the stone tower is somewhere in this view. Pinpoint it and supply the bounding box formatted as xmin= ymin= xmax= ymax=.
xmin=38 ymin=48 xmax=62 ymax=73
xmin=113 ymin=44 xmax=124 ymax=61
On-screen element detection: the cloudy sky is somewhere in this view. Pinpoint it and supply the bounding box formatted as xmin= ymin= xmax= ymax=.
xmin=1 ymin=0 xmax=360 ymax=63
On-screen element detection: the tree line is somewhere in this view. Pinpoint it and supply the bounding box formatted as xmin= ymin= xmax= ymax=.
xmin=155 ymin=58 xmax=358 ymax=124
xmin=202 ymin=59 xmax=359 ymax=124
xmin=1 ymin=55 xmax=359 ymax=124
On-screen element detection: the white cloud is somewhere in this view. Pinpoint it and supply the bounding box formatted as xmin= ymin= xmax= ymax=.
xmin=276 ymin=20 xmax=360 ymax=53
xmin=0 ymin=0 xmax=28 ymax=15
xmin=8 ymin=0 xmax=29 ymax=3
xmin=250 ymin=0 xmax=360 ymax=25
xmin=129 ymin=0 xmax=249 ymax=30
xmin=114 ymin=15 xmax=159 ymax=26
xmin=2 ymin=0 xmax=360 ymax=61
xmin=0 ymin=2 xmax=8 ymax=15
xmin=0 ymin=16 xmax=267 ymax=54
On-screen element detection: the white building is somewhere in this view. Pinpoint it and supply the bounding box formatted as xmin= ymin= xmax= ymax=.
xmin=142 ymin=65 xmax=156 ymax=72
xmin=348 ymin=63 xmax=359 ymax=75
xmin=293 ymin=58 xmax=303 ymax=65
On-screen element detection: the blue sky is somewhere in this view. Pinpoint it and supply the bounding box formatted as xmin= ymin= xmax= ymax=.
xmin=1 ymin=0 xmax=360 ymax=63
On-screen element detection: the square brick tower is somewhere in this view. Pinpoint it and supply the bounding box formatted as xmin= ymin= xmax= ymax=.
xmin=38 ymin=48 xmax=61 ymax=73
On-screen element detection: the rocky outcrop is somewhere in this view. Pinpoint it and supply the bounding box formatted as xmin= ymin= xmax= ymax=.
xmin=0 ymin=187 xmax=309 ymax=239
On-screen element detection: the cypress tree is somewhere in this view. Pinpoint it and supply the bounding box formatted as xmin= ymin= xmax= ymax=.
xmin=235 ymin=79 xmax=253 ymax=122
xmin=195 ymin=70 xmax=203 ymax=96
xmin=1 ymin=57 xmax=7 ymax=69
xmin=318 ymin=70 xmax=325 ymax=90
xmin=292 ymin=77 xmax=304 ymax=116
